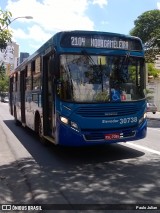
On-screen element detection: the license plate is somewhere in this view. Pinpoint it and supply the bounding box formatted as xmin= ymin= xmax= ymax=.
xmin=105 ymin=133 xmax=120 ymax=140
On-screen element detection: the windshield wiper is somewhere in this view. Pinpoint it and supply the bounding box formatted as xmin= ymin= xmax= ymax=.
xmin=119 ymin=52 xmax=130 ymax=82
xmin=121 ymin=52 xmax=130 ymax=70
xmin=81 ymin=49 xmax=96 ymax=66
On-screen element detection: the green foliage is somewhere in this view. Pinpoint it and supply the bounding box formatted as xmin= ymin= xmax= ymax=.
xmin=130 ymin=10 xmax=160 ymax=63
xmin=95 ymin=91 xmax=109 ymax=101
xmin=0 ymin=75 xmax=9 ymax=94
xmin=0 ymin=9 xmax=12 ymax=94
xmin=0 ymin=9 xmax=12 ymax=49
xmin=0 ymin=63 xmax=6 ymax=79
xmin=147 ymin=63 xmax=160 ymax=78
xmin=0 ymin=64 xmax=9 ymax=94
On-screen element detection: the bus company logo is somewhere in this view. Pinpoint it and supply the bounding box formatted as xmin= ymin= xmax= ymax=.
xmin=102 ymin=119 xmax=119 ymax=124
xmin=104 ymin=112 xmax=118 ymax=116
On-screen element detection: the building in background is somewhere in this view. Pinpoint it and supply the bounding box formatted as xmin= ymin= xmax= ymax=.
xmin=146 ymin=78 xmax=160 ymax=111
xmin=0 ymin=42 xmax=19 ymax=75
xmin=0 ymin=42 xmax=30 ymax=74
xmin=20 ymin=52 xmax=29 ymax=64
xmin=146 ymin=56 xmax=160 ymax=111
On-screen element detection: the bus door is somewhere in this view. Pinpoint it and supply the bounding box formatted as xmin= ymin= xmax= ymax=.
xmin=20 ymin=68 xmax=26 ymax=125
xmin=42 ymin=52 xmax=55 ymax=137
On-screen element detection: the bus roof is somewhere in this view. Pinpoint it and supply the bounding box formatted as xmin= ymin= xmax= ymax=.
xmin=15 ymin=30 xmax=143 ymax=71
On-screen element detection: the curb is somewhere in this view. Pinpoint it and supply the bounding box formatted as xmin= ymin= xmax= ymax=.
xmin=147 ymin=117 xmax=160 ymax=121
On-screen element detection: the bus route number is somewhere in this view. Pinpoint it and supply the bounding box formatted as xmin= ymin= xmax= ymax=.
xmin=120 ymin=117 xmax=137 ymax=125
xmin=71 ymin=36 xmax=85 ymax=47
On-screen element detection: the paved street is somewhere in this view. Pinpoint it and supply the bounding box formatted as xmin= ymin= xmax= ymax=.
xmin=0 ymin=102 xmax=160 ymax=213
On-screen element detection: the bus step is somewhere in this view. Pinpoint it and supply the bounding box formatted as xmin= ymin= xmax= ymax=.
xmin=43 ymin=136 xmax=56 ymax=144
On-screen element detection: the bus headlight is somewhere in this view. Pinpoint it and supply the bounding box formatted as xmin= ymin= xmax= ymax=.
xmin=60 ymin=116 xmax=79 ymax=131
xmin=71 ymin=121 xmax=79 ymax=130
xmin=60 ymin=116 xmax=69 ymax=124
xmin=139 ymin=113 xmax=147 ymax=124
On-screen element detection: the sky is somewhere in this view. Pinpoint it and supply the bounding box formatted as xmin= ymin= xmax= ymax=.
xmin=0 ymin=0 xmax=160 ymax=55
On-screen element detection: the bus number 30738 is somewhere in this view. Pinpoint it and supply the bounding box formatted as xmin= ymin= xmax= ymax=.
xmin=120 ymin=117 xmax=137 ymax=125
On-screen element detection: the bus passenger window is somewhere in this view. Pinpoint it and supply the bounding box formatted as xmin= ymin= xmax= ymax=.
xmin=26 ymin=65 xmax=32 ymax=91
xmin=31 ymin=60 xmax=35 ymax=72
xmin=33 ymin=72 xmax=41 ymax=90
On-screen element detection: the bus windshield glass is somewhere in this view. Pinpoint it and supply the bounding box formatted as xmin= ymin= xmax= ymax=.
xmin=59 ymin=54 xmax=145 ymax=102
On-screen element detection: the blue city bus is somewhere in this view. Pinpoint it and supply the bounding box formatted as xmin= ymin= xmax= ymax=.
xmin=9 ymin=30 xmax=147 ymax=146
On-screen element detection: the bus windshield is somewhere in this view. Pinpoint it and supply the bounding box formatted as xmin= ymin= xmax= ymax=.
xmin=59 ymin=54 xmax=145 ymax=102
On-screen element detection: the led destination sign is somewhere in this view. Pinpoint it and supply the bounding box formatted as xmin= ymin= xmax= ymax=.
xmin=61 ymin=34 xmax=142 ymax=50
xmin=71 ymin=37 xmax=129 ymax=49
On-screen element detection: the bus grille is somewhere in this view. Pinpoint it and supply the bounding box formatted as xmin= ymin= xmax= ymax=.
xmin=76 ymin=105 xmax=139 ymax=117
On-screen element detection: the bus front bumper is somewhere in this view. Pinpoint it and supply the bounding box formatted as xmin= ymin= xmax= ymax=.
xmin=57 ymin=119 xmax=147 ymax=147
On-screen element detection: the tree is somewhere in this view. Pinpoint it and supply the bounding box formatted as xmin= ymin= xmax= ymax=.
xmin=0 ymin=9 xmax=12 ymax=97
xmin=130 ymin=10 xmax=160 ymax=63
xmin=0 ymin=62 xmax=6 ymax=79
xmin=0 ymin=9 xmax=12 ymax=49
xmin=0 ymin=9 xmax=12 ymax=74
xmin=0 ymin=63 xmax=9 ymax=97
xmin=0 ymin=75 xmax=9 ymax=95
xmin=0 ymin=63 xmax=9 ymax=96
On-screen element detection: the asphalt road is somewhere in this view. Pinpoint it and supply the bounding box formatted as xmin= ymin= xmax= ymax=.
xmin=0 ymin=102 xmax=160 ymax=212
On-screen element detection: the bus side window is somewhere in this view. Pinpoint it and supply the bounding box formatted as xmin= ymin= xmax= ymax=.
xmin=31 ymin=60 xmax=35 ymax=72
xmin=13 ymin=73 xmax=16 ymax=92
xmin=33 ymin=72 xmax=41 ymax=90
xmin=15 ymin=72 xmax=18 ymax=92
xmin=32 ymin=57 xmax=41 ymax=90
xmin=26 ymin=64 xmax=32 ymax=91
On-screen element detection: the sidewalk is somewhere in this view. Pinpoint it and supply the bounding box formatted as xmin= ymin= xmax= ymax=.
xmin=0 ymin=119 xmax=34 ymax=205
xmin=0 ymin=117 xmax=68 ymax=211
